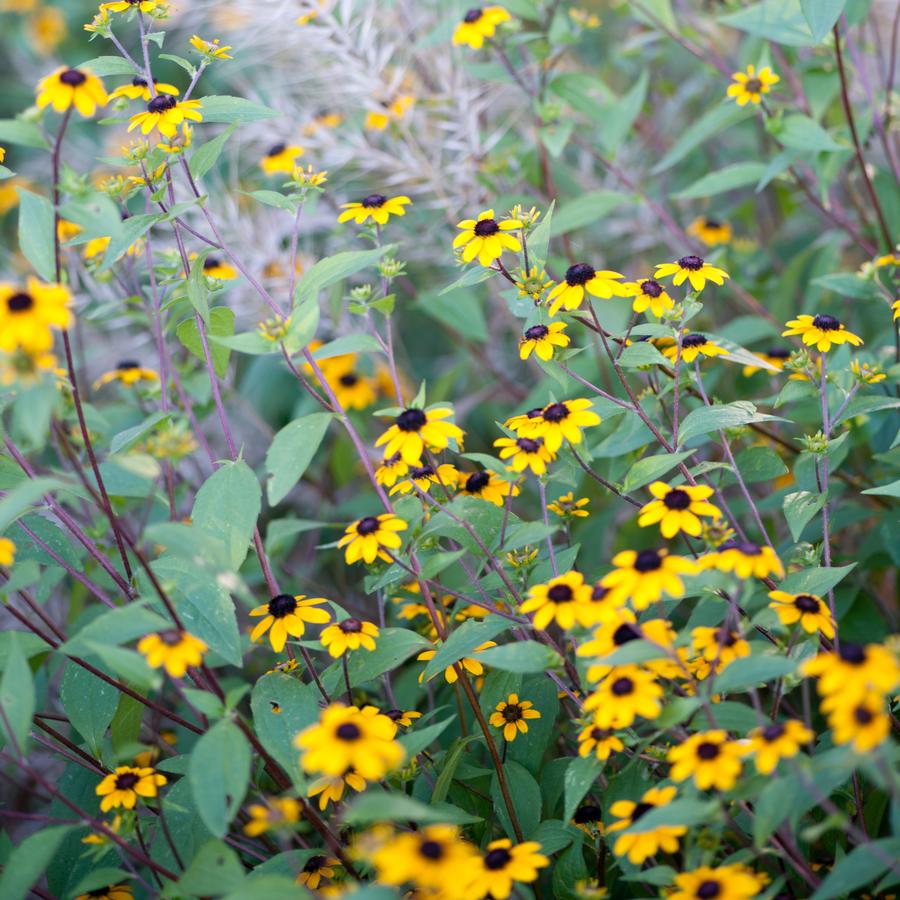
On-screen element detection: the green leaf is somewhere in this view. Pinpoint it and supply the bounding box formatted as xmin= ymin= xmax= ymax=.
xmin=623 ymin=798 xmax=718 ymax=832
xmin=811 ymin=838 xmax=900 ymax=900
xmin=59 ymin=663 xmax=121 ymax=756
xmin=342 ymin=790 xmax=480 ymax=826
xmin=438 ymin=265 xmax=494 ymax=296
xmin=313 ymin=334 xmax=382 ymax=360
xmin=779 ymin=564 xmax=856 ymax=596
xmin=719 ymin=0 xmax=815 ymax=46
xmin=265 ymin=412 xmax=333 ymax=505
xmin=399 ymin=717 xmax=454 ymax=758
xmin=199 ymin=95 xmax=281 ymax=124
xmin=0 ymin=476 xmax=63 ymax=533
xmin=678 ymin=401 xmax=783 ymax=444
xmin=98 ymin=213 xmax=161 ymax=272
xmin=244 ymin=189 xmax=297 ymax=211
xmin=0 ymin=633 xmax=34 ymax=752
xmin=189 ymin=719 xmax=251 ymax=837
xmin=563 ymin=756 xmax=602 ymax=822
xmin=190 ymin=123 xmax=238 ymax=180
xmin=713 ymin=655 xmax=798 ymax=693
xmin=672 ymin=162 xmax=769 ymax=199
xmin=250 ymin=673 xmax=321 ymax=773
xmin=783 ymin=490 xmax=826 ymax=541
xmin=597 ymin=72 xmax=648 ymax=157
xmin=294 ymin=245 xmax=392 ymax=305
xmin=551 ymin=190 xmax=632 ymax=236
xmin=653 ymin=104 xmax=752 ymax=173
xmin=176 ymin=307 xmax=236 ymax=377
xmin=773 ymin=114 xmax=843 ymax=152
xmin=862 ymin=479 xmax=900 ymax=498
xmin=477 ymin=641 xmax=561 ymax=673
xmin=77 ymin=55 xmax=140 ymax=76
xmin=617 ymin=341 xmax=670 ymax=368
xmin=800 ymin=0 xmax=846 ymax=43
xmin=431 ymin=735 xmax=480 ymax=804
xmin=812 ymin=272 xmax=878 ymax=300
xmin=422 ymin=616 xmax=511 ymax=680
xmin=177 ymin=839 xmax=246 ymax=896
xmin=17 ymin=188 xmax=56 ymax=281
xmin=0 ymin=119 xmax=49 ymax=150
xmin=0 ymin=826 xmax=73 ymax=900
xmin=492 ymin=761 xmax=541 ymax=839
xmin=110 ymin=411 xmax=171 ymax=455
xmin=193 ymin=459 xmax=261 ymax=571
xmin=622 ymin=451 xmax=695 ymax=493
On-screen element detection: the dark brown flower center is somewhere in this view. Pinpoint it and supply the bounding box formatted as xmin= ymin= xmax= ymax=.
xmin=395 ymin=407 xmax=427 ymax=431
xmin=339 ymin=617 xmax=363 ymax=633
xmin=117 ymin=359 xmax=140 ymax=370
xmin=696 ymin=741 xmax=720 ymax=760
xmin=812 ymin=314 xmax=840 ymax=331
xmin=565 ymin=263 xmax=595 ymax=286
xmin=410 ymin=465 xmax=434 ymax=480
xmin=681 ymin=333 xmax=707 ymax=349
xmin=547 ymin=584 xmax=573 ymax=602
xmin=697 ymin=881 xmax=722 ymax=899
xmin=542 ymin=402 xmax=569 ymax=423
xmin=678 ymin=255 xmax=704 ymax=270
xmin=745 ymin=78 xmax=763 ymax=93
xmin=703 ymin=218 xmax=721 ymax=229
xmin=640 ymin=279 xmax=663 ymax=297
xmin=465 ymin=471 xmax=490 ymax=492
xmin=591 ymin=585 xmax=609 ymax=602
xmin=473 ymin=217 xmax=499 ymax=237
xmin=268 ymin=594 xmax=298 ymax=618
xmin=361 ymin=193 xmax=387 ymax=208
xmin=463 ymin=8 xmax=483 ymax=23
xmin=838 ymin=642 xmax=865 ymax=665
xmin=516 ymin=437 xmax=541 ymax=453
xmin=483 ymin=846 xmax=512 ymax=869
xmin=132 ymin=76 xmax=149 ymax=87
xmin=304 ymin=855 xmax=326 ymax=873
xmin=573 ymin=803 xmax=602 ymax=824
xmin=633 ymin=549 xmax=663 ymax=572
xmin=339 ymin=373 xmax=359 ymax=386
xmin=502 ymin=703 xmax=523 ymax=722
xmin=335 ymin=723 xmax=361 ymax=741
xmin=355 ymin=516 xmax=380 ymax=536
xmin=60 ymin=68 xmax=87 ymax=86
xmin=610 ymin=677 xmax=634 ymax=696
xmin=720 ymin=539 xmax=760 ymax=555
xmin=148 ymin=93 xmax=178 ymax=113
xmin=419 ymin=839 xmax=444 ymax=860
xmin=613 ymin=623 xmax=641 ymax=645
xmin=590 ymin=728 xmax=610 ymax=741
xmin=203 ymin=257 xmax=222 ymax=270
xmin=115 ymin=772 xmax=139 ymax=789
xmin=762 ymin=723 xmax=785 ymax=742
xmin=267 ymin=142 xmax=287 ymax=156
xmin=854 ymin=705 xmax=874 ymax=725
xmin=717 ymin=628 xmax=738 ymax=648
xmin=524 ymin=324 xmax=549 ymax=340
xmin=385 ymin=709 xmax=404 ymax=721
xmin=662 ymin=488 xmax=691 ymax=510
xmin=794 ymin=594 xmax=820 ymax=613
xmin=766 ymin=347 xmax=791 ymax=359
xmin=6 ymin=292 xmax=34 ymax=313
xmin=630 ymin=800 xmax=654 ymax=821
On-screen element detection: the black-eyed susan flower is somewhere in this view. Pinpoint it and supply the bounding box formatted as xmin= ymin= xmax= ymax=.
xmin=297 ymin=855 xmax=339 ymax=890
xmin=452 ymin=6 xmax=511 ymax=48
xmin=101 ymin=0 xmax=162 ymax=11
xmin=546 ymin=263 xmax=629 ymax=316
xmin=36 ymin=66 xmax=107 ymax=116
xmin=416 ymin=640 xmax=497 ymax=684
xmin=370 ymin=825 xmax=476 ymax=892
xmin=690 ymin=626 xmax=749 ymax=671
xmin=458 ymin=469 xmax=519 ymax=506
xmin=296 ymin=704 xmax=404 ymax=779
xmin=514 ymin=265 xmax=554 ymax=301
xmin=687 ymin=216 xmax=733 ymax=246
xmin=320 ymin=617 xmax=379 ymax=657
xmin=93 ymin=360 xmax=159 ymax=390
xmin=548 ymin=492 xmax=590 ymax=518
xmin=748 ymin=719 xmax=813 ymax=774
xmin=260 ymin=141 xmax=304 ymax=175
xmin=325 ymin=366 xmax=377 ymax=410
xmin=580 ymin=614 xmax=679 ymax=680
xmin=600 ymin=548 xmax=696 ymax=611
xmin=201 ymin=256 xmax=237 ymax=280
xmin=624 ymin=277 xmax=675 ymax=318
xmin=782 ymin=313 xmax=863 ymax=352
xmin=802 ymin=642 xmax=899 ymax=699
xmin=494 ymin=435 xmax=556 ymax=475
xmin=607 ymin=785 xmax=687 ymax=864
xmin=701 ymin=540 xmax=784 ymax=579
xmin=375 ymin=454 xmax=409 ymax=487
xmin=137 ymin=630 xmax=206 ymax=678
xmin=768 ymin=590 xmax=835 ymax=639
xmin=667 ymin=730 xmax=747 ymax=791
xmin=384 ymin=708 xmax=422 ymax=728
xmin=249 ymin=594 xmax=331 ymax=653
xmin=741 ymin=346 xmax=791 ymax=376
xmin=109 ymin=76 xmax=179 ymax=103
xmin=577 ymin=725 xmax=624 ymax=760
xmin=585 ymin=665 xmax=663 ymax=728
xmin=376 ymin=406 xmax=464 ymax=463
xmin=339 ymin=193 xmax=411 ymax=226
xmin=74 ymin=887 xmax=133 ymax=900
xmin=307 ymin=769 xmax=367 ymax=810
xmin=390 ymin=462 xmax=459 ymax=496
xmin=454 ymin=209 xmax=522 ymax=266
xmin=638 ymin=481 xmax=721 ymax=539
xmin=829 ymin=693 xmax=890 ymax=752
xmin=727 ymin=63 xmax=779 ymax=106
xmin=533 ymin=398 xmax=601 ymax=452
xmin=654 ymin=256 xmax=729 ymax=293
xmin=128 ymin=93 xmax=202 ymax=138
xmin=364 ymin=94 xmax=415 ymax=130
xmin=96 ymin=766 xmax=166 ymax=811
xmin=243 ymin=796 xmax=302 ymax=836
xmin=189 ymin=34 xmax=233 ymax=59
xmin=0 ymin=537 xmax=16 ymax=566
xmin=504 ymin=406 xmax=546 ymax=437
xmin=661 ymin=332 xmax=728 ymax=364
xmin=571 ymin=803 xmax=604 ymax=838
xmin=467 ymin=839 xmax=549 ymax=899
xmin=489 ymin=693 xmax=542 ymax=741
xmin=520 ymin=570 xmax=594 ymax=630
xmin=338 ymin=514 xmax=408 ymax=564
xmin=518 ymin=321 xmax=569 ymax=361
xmin=0 ymin=278 xmax=72 ymax=354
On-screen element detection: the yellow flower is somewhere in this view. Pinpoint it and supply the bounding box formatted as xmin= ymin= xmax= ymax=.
xmin=768 ymin=590 xmax=835 ymax=639
xmin=339 ymin=193 xmax=411 ymax=225
xmin=93 ymin=360 xmax=159 ymax=390
xmin=376 ymin=406 xmax=464 ymax=464
xmin=700 ymin=540 xmax=784 ymax=579
xmin=320 ymin=618 xmax=379 ymax=657
xmin=667 ymin=730 xmax=747 ymax=791
xmin=546 ymin=263 xmax=630 ymax=316
xmin=892 ymin=299 xmax=900 ymax=321
xmin=338 ymin=514 xmax=408 ymax=565
xmin=661 ymin=332 xmax=728 ymax=364
xmin=742 ymin=347 xmax=791 ymax=376
xmin=36 ymin=66 xmax=108 ymax=117
xmin=57 ymin=219 xmax=82 ymax=242
xmin=384 ymin=708 xmax=422 ymax=728
xmin=249 ymin=594 xmax=331 ymax=653
xmin=375 ymin=454 xmax=409 ymax=487
xmin=416 ymin=640 xmax=497 ymax=684
xmin=530 ymin=397 xmax=601 ymax=452
xmin=670 ymin=864 xmax=765 ymax=900
xmin=520 ymin=570 xmax=594 ymax=630
xmin=494 ymin=435 xmax=556 ymax=475
xmin=489 ymin=693 xmax=542 ymax=742
xmin=690 ymin=626 xmax=749 ymax=671
xmin=307 ymin=769 xmax=367 ymax=809
xmin=128 ymin=94 xmax=203 ymax=138
xmin=390 ymin=462 xmax=459 ymax=496
xmin=452 ymin=6 xmax=511 ymax=49
xmin=292 ymin=164 xmax=328 ymax=187
xmin=259 ymin=141 xmax=304 ymax=174
xmin=654 ymin=256 xmax=729 ymax=293
xmin=74 ymin=887 xmax=133 ymax=900
xmin=457 ymin=468 xmax=519 ymax=506
xmin=518 ymin=320 xmax=569 ymax=361
xmin=0 ymin=277 xmax=72 ymax=353
xmin=782 ymin=313 xmax=863 ymax=353
xmin=297 ymin=855 xmax=339 ymax=890
xmin=607 ymin=785 xmax=686 ymax=864
xmin=243 ymin=796 xmax=302 ymax=836
xmin=0 ymin=537 xmax=16 ymax=566
xmin=748 ymin=719 xmax=813 ymax=774
xmin=296 ymin=704 xmax=404 ymax=779
xmin=324 ymin=365 xmax=377 ymax=410
xmin=624 ymin=277 xmax=675 ymax=318
xmin=569 ymin=8 xmax=600 ymax=28
xmin=158 ymin=123 xmax=193 ymax=155
xmin=850 ymin=359 xmax=886 ymax=384
xmin=137 ymin=631 xmax=206 ymax=678
xmin=548 ymin=492 xmax=590 ymax=518
xmin=584 ymin=665 xmax=663 ymax=728
xmin=687 ymin=216 xmax=733 ymax=246
xmin=29 ymin=6 xmax=67 ymax=55
xmin=96 ymin=766 xmax=166 ymax=811
xmin=190 ymin=35 xmax=233 ymax=59
xmin=829 ymin=693 xmax=890 ymax=752
xmin=102 ymin=0 xmax=162 ymax=12
xmin=109 ymin=77 xmax=180 ymax=102
xmin=727 ymin=64 xmax=780 ymax=106
xmin=600 ymin=548 xmax=696 ymax=610
xmin=454 ymin=208 xmax=522 ymax=267
xmin=802 ymin=642 xmax=899 ymax=699
xmin=466 ymin=839 xmax=549 ymax=899
xmin=638 ymin=481 xmax=721 ymax=538
xmin=577 ymin=724 xmax=624 ymax=760
xmin=513 ymin=265 xmax=554 ymax=301
xmin=369 ymin=825 xmax=476 ymax=892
